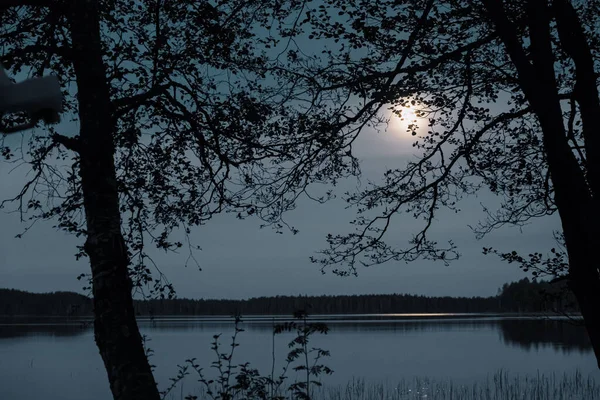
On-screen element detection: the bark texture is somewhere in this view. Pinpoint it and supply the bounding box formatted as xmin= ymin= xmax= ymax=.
xmin=67 ymin=1 xmax=161 ymax=398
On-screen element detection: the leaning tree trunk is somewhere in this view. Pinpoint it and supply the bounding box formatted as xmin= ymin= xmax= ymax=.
xmin=68 ymin=1 xmax=161 ymax=399
xmin=524 ymin=0 xmax=600 ymax=370
xmin=551 ymin=0 xmax=600 ymax=370
xmin=482 ymin=0 xmax=600 ymax=369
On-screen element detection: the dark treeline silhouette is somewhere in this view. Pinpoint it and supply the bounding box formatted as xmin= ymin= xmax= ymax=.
xmin=497 ymin=278 xmax=576 ymax=313
xmin=134 ymin=293 xmax=500 ymax=315
xmin=0 ymin=288 xmax=94 ymax=316
xmin=0 ymin=278 xmax=577 ymax=316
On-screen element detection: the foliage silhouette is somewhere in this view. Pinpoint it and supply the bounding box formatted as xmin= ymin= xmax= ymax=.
xmin=160 ymin=312 xmax=332 ymax=400
xmin=276 ymin=0 xmax=600 ymax=368
xmin=0 ymin=1 xmax=355 ymax=397
xmin=5 ymin=0 xmax=600 ymax=396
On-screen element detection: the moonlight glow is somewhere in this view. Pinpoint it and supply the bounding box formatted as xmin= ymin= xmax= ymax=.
xmin=387 ymin=104 xmax=426 ymax=139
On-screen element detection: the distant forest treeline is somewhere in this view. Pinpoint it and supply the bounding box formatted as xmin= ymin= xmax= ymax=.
xmin=0 ymin=278 xmax=577 ymax=316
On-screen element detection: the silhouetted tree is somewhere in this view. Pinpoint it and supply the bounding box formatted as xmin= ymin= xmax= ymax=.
xmin=286 ymin=0 xmax=600 ymax=368
xmin=0 ymin=1 xmax=354 ymax=398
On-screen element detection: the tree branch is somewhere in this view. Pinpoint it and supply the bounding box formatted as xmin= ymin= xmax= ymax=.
xmin=110 ymin=83 xmax=172 ymax=119
xmin=151 ymin=0 xmax=162 ymax=87
xmin=52 ymin=133 xmax=80 ymax=152
xmin=1 ymin=43 xmax=72 ymax=69
xmin=0 ymin=0 xmax=56 ymax=9
xmin=401 ymin=34 xmax=496 ymax=74
xmin=481 ymin=0 xmax=540 ymax=101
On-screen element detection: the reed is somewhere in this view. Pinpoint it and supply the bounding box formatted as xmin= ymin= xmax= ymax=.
xmin=167 ymin=370 xmax=599 ymax=400
xmin=312 ymin=371 xmax=600 ymax=400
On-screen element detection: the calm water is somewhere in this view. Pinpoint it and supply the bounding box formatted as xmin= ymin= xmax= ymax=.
xmin=0 ymin=314 xmax=597 ymax=400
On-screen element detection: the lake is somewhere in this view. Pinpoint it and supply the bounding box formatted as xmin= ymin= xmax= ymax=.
xmin=0 ymin=314 xmax=597 ymax=400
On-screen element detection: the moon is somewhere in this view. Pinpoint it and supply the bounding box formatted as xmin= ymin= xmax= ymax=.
xmin=387 ymin=105 xmax=424 ymax=139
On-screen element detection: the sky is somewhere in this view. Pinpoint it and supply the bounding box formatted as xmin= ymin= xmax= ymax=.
xmin=0 ymin=100 xmax=563 ymax=300
xmin=0 ymin=3 xmax=565 ymax=300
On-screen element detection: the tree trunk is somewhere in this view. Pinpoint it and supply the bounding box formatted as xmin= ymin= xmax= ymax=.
xmin=68 ymin=1 xmax=161 ymax=398
xmin=552 ymin=0 xmax=600 ymax=369
xmin=483 ymin=0 xmax=600 ymax=369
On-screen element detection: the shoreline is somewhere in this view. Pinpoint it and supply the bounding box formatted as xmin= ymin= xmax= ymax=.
xmin=0 ymin=311 xmax=583 ymax=320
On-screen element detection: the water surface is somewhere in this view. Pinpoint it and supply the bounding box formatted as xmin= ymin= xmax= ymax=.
xmin=0 ymin=314 xmax=596 ymax=400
